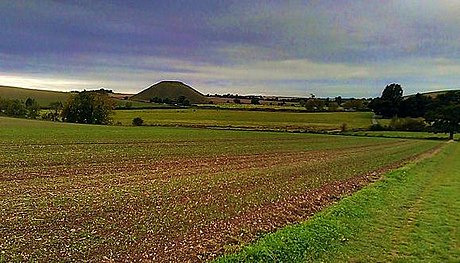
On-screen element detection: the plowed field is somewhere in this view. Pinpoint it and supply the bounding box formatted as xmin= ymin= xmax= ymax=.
xmin=0 ymin=117 xmax=441 ymax=262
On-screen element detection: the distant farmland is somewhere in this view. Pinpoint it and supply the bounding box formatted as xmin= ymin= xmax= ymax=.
xmin=113 ymin=109 xmax=375 ymax=131
xmin=0 ymin=116 xmax=441 ymax=262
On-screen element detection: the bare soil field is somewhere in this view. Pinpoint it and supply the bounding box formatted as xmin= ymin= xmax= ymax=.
xmin=0 ymin=117 xmax=441 ymax=262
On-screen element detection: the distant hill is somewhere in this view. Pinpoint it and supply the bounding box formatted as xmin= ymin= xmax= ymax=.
xmin=0 ymin=85 xmax=156 ymax=109
xmin=0 ymin=85 xmax=71 ymax=106
xmin=405 ymin=89 xmax=460 ymax=99
xmin=131 ymin=81 xmax=207 ymax=104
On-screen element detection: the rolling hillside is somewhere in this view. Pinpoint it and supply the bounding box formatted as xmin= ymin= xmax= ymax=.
xmin=404 ymin=89 xmax=460 ymax=99
xmin=0 ymin=85 xmax=157 ymax=109
xmin=0 ymin=85 xmax=71 ymax=106
xmin=130 ymin=81 xmax=208 ymax=104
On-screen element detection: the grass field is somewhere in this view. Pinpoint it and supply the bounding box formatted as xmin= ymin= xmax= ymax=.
xmin=217 ymin=142 xmax=459 ymax=262
xmin=113 ymin=99 xmax=165 ymax=109
xmin=196 ymin=103 xmax=305 ymax=110
xmin=0 ymin=117 xmax=442 ymax=262
xmin=113 ymin=109 xmax=375 ymax=131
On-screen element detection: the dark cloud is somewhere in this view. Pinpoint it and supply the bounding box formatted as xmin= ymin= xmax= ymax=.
xmin=1 ymin=0 xmax=459 ymax=96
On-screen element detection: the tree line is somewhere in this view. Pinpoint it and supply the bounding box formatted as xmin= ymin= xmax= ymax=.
xmin=0 ymin=90 xmax=114 ymax=124
xmin=369 ymin=83 xmax=460 ymax=140
xmin=0 ymin=97 xmax=41 ymax=119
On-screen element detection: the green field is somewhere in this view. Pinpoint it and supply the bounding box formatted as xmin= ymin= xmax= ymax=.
xmin=0 ymin=117 xmax=441 ymax=262
xmin=196 ymin=103 xmax=305 ymax=110
xmin=113 ymin=109 xmax=374 ymax=131
xmin=217 ymin=142 xmax=459 ymax=262
xmin=112 ymin=99 xmax=167 ymax=109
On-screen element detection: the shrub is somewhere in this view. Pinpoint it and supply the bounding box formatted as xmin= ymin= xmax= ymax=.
xmin=370 ymin=123 xmax=386 ymax=131
xmin=251 ymin=98 xmax=260 ymax=105
xmin=389 ymin=117 xmax=426 ymax=131
xmin=132 ymin=117 xmax=144 ymax=126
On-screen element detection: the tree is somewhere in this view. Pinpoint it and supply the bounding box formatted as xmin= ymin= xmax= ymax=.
xmin=425 ymin=91 xmax=460 ymax=140
xmin=0 ymin=97 xmax=7 ymax=114
xmin=399 ymin=93 xmax=432 ymax=118
xmin=132 ymin=117 xmax=144 ymax=126
xmin=250 ymin=97 xmax=260 ymax=105
xmin=177 ymin=96 xmax=190 ymax=106
xmin=25 ymin=98 xmax=40 ymax=119
xmin=5 ymin=99 xmax=27 ymax=117
xmin=61 ymin=91 xmax=115 ymax=124
xmin=343 ymin=99 xmax=365 ymax=111
xmin=305 ymin=99 xmax=325 ymax=111
xmin=335 ymin=96 xmax=343 ymax=105
xmin=327 ymin=102 xmax=339 ymax=111
xmin=369 ymin=83 xmax=403 ymax=118
xmin=45 ymin=101 xmax=63 ymax=121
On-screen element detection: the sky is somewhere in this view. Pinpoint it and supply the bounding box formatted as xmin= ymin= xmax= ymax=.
xmin=1 ymin=0 xmax=460 ymax=97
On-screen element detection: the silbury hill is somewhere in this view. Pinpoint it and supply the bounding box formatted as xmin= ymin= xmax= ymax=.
xmin=130 ymin=81 xmax=208 ymax=104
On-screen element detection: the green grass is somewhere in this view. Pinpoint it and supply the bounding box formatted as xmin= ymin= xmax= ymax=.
xmin=0 ymin=117 xmax=443 ymax=261
xmin=216 ymin=142 xmax=459 ymax=262
xmin=113 ymin=109 xmax=374 ymax=131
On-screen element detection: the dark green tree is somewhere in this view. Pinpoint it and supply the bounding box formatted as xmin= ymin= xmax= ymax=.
xmin=177 ymin=96 xmax=190 ymax=106
xmin=251 ymin=97 xmax=260 ymax=105
xmin=335 ymin=96 xmax=343 ymax=105
xmin=425 ymin=91 xmax=460 ymax=140
xmin=305 ymin=99 xmax=325 ymax=111
xmin=61 ymin=91 xmax=114 ymax=124
xmin=25 ymin=98 xmax=40 ymax=119
xmin=132 ymin=117 xmax=144 ymax=126
xmin=369 ymin=83 xmax=404 ymax=118
xmin=5 ymin=99 xmax=27 ymax=117
xmin=399 ymin=93 xmax=432 ymax=118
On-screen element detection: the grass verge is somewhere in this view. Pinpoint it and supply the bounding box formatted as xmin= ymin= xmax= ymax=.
xmin=216 ymin=142 xmax=459 ymax=262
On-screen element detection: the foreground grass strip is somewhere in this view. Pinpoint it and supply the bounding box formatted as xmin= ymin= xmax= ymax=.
xmin=216 ymin=142 xmax=460 ymax=262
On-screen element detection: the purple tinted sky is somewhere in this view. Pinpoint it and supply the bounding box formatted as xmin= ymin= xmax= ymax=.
xmin=1 ymin=0 xmax=460 ymax=97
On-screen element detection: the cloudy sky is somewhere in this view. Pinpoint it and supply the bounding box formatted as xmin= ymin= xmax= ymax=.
xmin=1 ymin=0 xmax=460 ymax=97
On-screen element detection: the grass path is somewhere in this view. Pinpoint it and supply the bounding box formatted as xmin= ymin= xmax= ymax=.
xmin=217 ymin=142 xmax=459 ymax=262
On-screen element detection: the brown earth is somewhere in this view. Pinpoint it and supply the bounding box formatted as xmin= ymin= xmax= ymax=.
xmin=0 ymin=141 xmax=441 ymax=262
